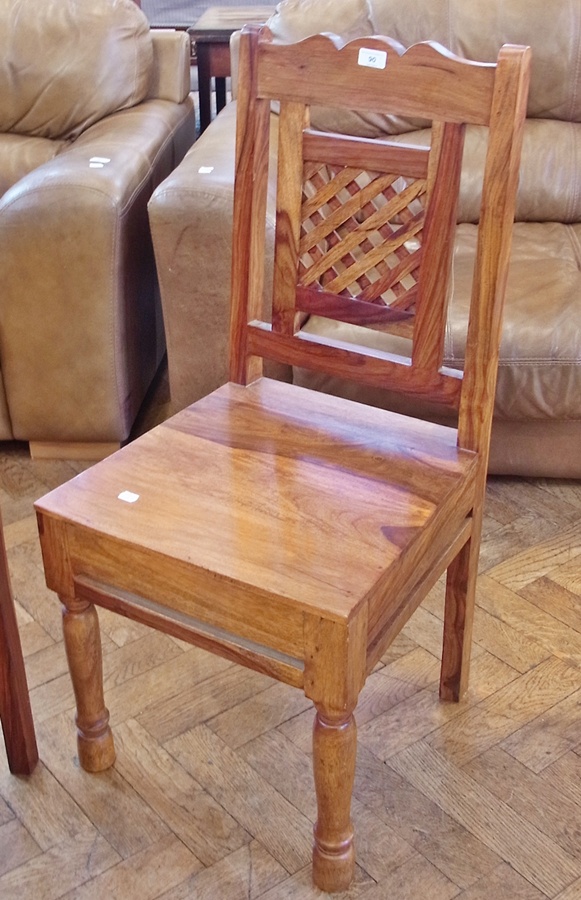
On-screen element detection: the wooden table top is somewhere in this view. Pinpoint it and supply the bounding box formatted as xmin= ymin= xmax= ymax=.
xmin=191 ymin=5 xmax=275 ymax=40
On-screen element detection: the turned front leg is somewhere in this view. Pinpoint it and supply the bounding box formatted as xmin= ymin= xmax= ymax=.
xmin=61 ymin=594 xmax=115 ymax=772
xmin=312 ymin=708 xmax=357 ymax=893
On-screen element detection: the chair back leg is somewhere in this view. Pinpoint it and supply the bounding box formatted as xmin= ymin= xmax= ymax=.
xmin=0 ymin=520 xmax=38 ymax=774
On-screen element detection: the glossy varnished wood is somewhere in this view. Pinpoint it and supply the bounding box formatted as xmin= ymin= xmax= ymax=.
xmin=0 ymin=510 xmax=37 ymax=775
xmin=37 ymin=381 xmax=476 ymax=619
xmin=34 ymin=30 xmax=530 ymax=893
xmin=4 ymin=436 xmax=581 ymax=898
xmin=257 ymin=35 xmax=498 ymax=124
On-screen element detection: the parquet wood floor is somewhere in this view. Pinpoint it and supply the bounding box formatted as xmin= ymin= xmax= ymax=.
xmin=2 ymin=398 xmax=581 ymax=897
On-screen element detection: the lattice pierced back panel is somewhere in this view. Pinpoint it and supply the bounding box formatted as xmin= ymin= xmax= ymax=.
xmin=299 ymin=160 xmax=427 ymax=321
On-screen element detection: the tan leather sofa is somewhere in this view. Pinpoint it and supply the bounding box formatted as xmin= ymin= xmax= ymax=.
xmin=149 ymin=0 xmax=581 ymax=478
xmin=0 ymin=0 xmax=196 ymax=459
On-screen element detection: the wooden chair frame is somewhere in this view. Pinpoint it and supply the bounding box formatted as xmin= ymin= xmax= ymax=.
xmin=35 ymin=29 xmax=530 ymax=892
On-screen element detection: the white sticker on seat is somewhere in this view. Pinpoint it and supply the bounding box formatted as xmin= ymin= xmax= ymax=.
xmin=118 ymin=491 xmax=140 ymax=503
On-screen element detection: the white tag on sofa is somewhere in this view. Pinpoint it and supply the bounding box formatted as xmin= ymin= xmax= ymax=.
xmin=358 ymin=48 xmax=387 ymax=70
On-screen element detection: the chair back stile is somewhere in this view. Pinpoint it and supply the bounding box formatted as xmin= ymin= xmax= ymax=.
xmin=458 ymin=45 xmax=531 ymax=456
xmin=229 ymin=25 xmax=271 ymax=387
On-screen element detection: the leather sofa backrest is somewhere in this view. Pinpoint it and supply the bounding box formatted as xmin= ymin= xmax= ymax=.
xmin=368 ymin=0 xmax=581 ymax=123
xmin=266 ymin=0 xmax=581 ymax=224
xmin=0 ymin=0 xmax=153 ymax=140
xmin=269 ymin=0 xmax=581 ymax=126
xmin=268 ymin=0 xmax=372 ymax=43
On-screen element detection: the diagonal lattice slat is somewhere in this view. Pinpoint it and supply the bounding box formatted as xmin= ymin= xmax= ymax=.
xmin=298 ymin=162 xmax=427 ymax=313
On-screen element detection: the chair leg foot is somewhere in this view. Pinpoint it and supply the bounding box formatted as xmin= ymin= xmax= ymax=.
xmin=312 ymin=709 xmax=356 ymax=893
xmin=76 ymin=713 xmax=115 ymax=773
xmin=61 ymin=595 xmax=115 ymax=772
xmin=312 ymin=841 xmax=355 ymax=894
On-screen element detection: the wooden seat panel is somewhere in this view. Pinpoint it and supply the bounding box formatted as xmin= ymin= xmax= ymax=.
xmin=38 ymin=380 xmax=476 ymax=623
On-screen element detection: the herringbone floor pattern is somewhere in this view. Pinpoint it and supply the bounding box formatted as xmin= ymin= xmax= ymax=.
xmin=2 ymin=423 xmax=581 ymax=898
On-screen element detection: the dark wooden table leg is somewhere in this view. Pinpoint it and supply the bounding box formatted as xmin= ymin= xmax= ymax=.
xmin=0 ymin=515 xmax=38 ymax=774
xmin=196 ymin=43 xmax=213 ymax=134
xmin=215 ymin=76 xmax=227 ymax=115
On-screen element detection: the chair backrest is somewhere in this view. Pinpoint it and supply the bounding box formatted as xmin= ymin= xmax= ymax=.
xmin=229 ymin=27 xmax=530 ymax=460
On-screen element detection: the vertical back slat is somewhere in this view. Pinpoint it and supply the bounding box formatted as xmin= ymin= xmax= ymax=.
xmin=411 ymin=121 xmax=465 ymax=373
xmin=272 ymin=100 xmax=307 ymax=334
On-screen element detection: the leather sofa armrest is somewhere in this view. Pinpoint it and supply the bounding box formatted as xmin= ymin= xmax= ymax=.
xmin=149 ymin=101 xmax=291 ymax=414
xmin=148 ymin=30 xmax=191 ymax=104
xmin=149 ymin=103 xmax=240 ymax=413
xmin=0 ymin=99 xmax=195 ymax=443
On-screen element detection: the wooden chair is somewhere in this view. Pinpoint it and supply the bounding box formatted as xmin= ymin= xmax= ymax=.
xmin=35 ymin=28 xmax=530 ymax=892
xmin=0 ymin=513 xmax=38 ymax=775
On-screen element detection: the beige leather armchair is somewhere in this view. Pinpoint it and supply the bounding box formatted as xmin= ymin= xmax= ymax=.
xmin=149 ymin=0 xmax=581 ymax=478
xmin=0 ymin=0 xmax=196 ymax=459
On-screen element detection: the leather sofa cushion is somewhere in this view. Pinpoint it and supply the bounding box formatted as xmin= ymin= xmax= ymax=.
xmin=460 ymin=120 xmax=581 ymax=223
xmin=0 ymin=134 xmax=65 ymax=196
xmin=387 ymin=120 xmax=581 ymax=224
xmin=296 ymin=222 xmax=581 ymax=423
xmin=452 ymin=223 xmax=581 ymax=421
xmin=369 ymin=0 xmax=581 ymax=122
xmin=268 ymin=0 xmax=372 ymax=42
xmin=0 ymin=0 xmax=153 ymax=140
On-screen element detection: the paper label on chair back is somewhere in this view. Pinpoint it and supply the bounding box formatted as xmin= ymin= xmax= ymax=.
xmin=357 ymin=47 xmax=387 ymax=69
